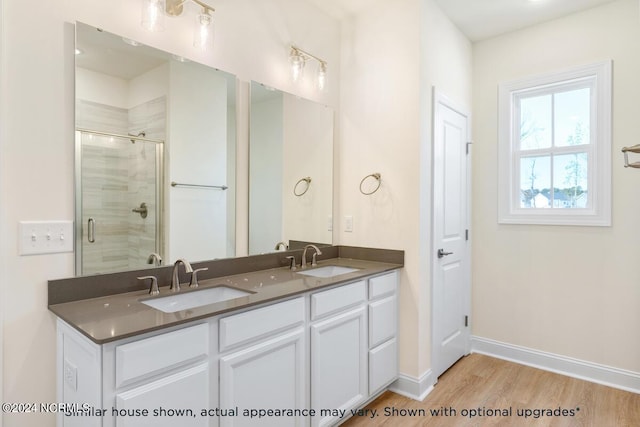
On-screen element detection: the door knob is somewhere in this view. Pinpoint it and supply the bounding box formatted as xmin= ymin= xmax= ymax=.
xmin=437 ymin=249 xmax=453 ymax=258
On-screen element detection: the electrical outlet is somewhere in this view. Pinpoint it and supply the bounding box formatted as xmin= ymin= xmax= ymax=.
xmin=19 ymin=221 xmax=73 ymax=255
xmin=63 ymin=359 xmax=78 ymax=391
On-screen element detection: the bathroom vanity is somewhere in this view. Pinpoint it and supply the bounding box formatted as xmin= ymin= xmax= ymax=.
xmin=50 ymin=248 xmax=401 ymax=427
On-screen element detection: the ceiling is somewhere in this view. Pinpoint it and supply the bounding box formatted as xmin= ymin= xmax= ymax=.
xmin=76 ymin=23 xmax=169 ymax=80
xmin=308 ymin=0 xmax=620 ymax=41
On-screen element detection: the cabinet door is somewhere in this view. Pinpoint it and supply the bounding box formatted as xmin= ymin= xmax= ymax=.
xmin=114 ymin=363 xmax=210 ymax=427
xmin=310 ymin=306 xmax=367 ymax=427
xmin=219 ymin=328 xmax=307 ymax=427
xmin=369 ymin=338 xmax=397 ymax=394
xmin=369 ymin=295 xmax=397 ymax=348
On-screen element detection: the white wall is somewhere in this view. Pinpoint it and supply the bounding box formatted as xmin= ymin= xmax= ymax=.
xmin=76 ymin=67 xmax=129 ymax=108
xmin=337 ymin=0 xmax=472 ymax=382
xmin=168 ymin=61 xmax=229 ymax=262
xmin=282 ymin=94 xmax=334 ymax=247
xmin=249 ymin=94 xmax=284 ymax=254
xmin=472 ymin=0 xmax=640 ymax=373
xmin=0 ymin=1 xmax=340 ymax=426
xmin=0 ymin=0 xmax=5 ymax=423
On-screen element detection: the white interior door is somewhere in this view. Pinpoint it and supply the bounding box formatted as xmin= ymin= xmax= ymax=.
xmin=432 ymin=89 xmax=471 ymax=380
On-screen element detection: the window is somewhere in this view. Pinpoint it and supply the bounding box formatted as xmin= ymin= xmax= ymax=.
xmin=498 ymin=61 xmax=611 ymax=226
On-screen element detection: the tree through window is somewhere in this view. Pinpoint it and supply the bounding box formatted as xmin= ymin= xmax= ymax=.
xmin=498 ymin=61 xmax=611 ymax=226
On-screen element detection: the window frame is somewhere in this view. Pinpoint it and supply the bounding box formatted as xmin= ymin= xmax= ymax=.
xmin=498 ymin=61 xmax=612 ymax=226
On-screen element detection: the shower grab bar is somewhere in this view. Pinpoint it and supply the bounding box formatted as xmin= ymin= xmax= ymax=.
xmin=171 ymin=181 xmax=228 ymax=190
xmin=76 ymin=128 xmax=165 ymax=144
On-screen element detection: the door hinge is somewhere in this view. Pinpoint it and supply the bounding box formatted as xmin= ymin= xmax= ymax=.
xmin=464 ymin=315 xmax=469 ymax=327
xmin=466 ymin=141 xmax=473 ymax=155
xmin=465 ymin=229 xmax=469 ymax=241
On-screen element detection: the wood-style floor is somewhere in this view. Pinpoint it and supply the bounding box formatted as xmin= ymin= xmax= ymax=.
xmin=342 ymin=354 xmax=640 ymax=426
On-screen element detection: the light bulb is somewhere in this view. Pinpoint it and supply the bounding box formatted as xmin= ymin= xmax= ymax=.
xmin=290 ymin=50 xmax=305 ymax=82
xmin=141 ymin=0 xmax=166 ymax=32
xmin=194 ymin=13 xmax=214 ymax=51
xmin=317 ymin=62 xmax=327 ymax=91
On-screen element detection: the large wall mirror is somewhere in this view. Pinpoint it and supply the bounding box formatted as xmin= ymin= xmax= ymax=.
xmin=249 ymin=82 xmax=334 ymax=255
xmin=75 ymin=22 xmax=236 ymax=275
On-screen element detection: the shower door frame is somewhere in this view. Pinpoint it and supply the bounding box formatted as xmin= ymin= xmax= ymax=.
xmin=74 ymin=129 xmax=165 ymax=276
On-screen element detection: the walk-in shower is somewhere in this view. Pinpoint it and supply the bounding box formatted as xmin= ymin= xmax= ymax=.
xmin=75 ymin=127 xmax=164 ymax=275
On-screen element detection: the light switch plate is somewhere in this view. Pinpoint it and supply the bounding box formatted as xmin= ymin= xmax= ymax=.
xmin=345 ymin=215 xmax=353 ymax=232
xmin=19 ymin=221 xmax=74 ymax=255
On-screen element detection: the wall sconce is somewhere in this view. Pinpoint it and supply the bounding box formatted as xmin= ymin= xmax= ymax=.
xmin=141 ymin=0 xmax=215 ymax=51
xmin=289 ymin=46 xmax=328 ymax=91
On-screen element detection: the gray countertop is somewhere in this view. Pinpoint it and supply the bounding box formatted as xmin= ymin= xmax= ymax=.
xmin=49 ymin=258 xmax=401 ymax=344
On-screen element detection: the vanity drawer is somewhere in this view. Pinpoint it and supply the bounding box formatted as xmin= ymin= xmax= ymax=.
xmin=311 ymin=281 xmax=367 ymax=321
xmin=368 ymin=271 xmax=397 ymax=300
xmin=115 ymin=323 xmax=209 ymax=389
xmin=219 ymin=297 xmax=305 ymax=352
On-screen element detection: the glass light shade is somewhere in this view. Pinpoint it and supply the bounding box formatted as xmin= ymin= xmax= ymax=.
xmin=141 ymin=0 xmax=166 ymax=32
xmin=317 ymin=63 xmax=327 ymax=91
xmin=194 ymin=13 xmax=214 ymax=51
xmin=290 ymin=52 xmax=305 ymax=82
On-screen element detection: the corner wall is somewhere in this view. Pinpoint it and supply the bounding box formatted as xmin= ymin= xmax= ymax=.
xmin=472 ymin=0 xmax=640 ymax=374
xmin=337 ymin=0 xmax=472 ymax=383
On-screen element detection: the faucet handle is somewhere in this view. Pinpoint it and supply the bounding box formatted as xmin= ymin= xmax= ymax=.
xmin=285 ymin=256 xmax=297 ymax=271
xmin=190 ymin=267 xmax=209 ymax=288
xmin=138 ymin=276 xmax=159 ymax=296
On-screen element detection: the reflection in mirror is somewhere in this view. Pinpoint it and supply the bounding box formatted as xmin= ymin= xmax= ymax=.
xmin=75 ymin=22 xmax=236 ymax=275
xmin=249 ymin=82 xmax=333 ymax=255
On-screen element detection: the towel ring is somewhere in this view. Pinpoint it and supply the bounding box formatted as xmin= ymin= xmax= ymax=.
xmin=360 ymin=173 xmax=381 ymax=195
xmin=622 ymin=144 xmax=640 ymax=168
xmin=294 ymin=177 xmax=312 ymax=196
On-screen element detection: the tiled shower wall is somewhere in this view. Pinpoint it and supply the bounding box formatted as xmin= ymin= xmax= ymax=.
xmin=77 ymin=97 xmax=166 ymax=274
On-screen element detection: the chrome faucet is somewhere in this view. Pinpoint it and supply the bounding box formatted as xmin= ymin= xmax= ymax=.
xmin=147 ymin=252 xmax=163 ymax=266
xmin=301 ymin=244 xmax=322 ymax=269
xmin=171 ymin=258 xmax=193 ymax=292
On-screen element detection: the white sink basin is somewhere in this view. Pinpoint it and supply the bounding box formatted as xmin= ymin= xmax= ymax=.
xmin=296 ymin=265 xmax=360 ymax=278
xmin=141 ymin=286 xmax=252 ymax=313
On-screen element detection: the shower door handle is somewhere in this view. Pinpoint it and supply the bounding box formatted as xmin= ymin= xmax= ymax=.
xmin=87 ymin=218 xmax=96 ymax=243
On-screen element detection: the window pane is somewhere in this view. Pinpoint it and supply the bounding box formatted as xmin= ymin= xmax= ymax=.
xmin=520 ymin=156 xmax=551 ymax=208
xmin=520 ymin=95 xmax=552 ymax=150
xmin=553 ymin=153 xmax=588 ymax=208
xmin=554 ymin=87 xmax=590 ymax=147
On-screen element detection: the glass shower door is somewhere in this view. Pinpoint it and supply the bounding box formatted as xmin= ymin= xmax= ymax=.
xmin=76 ymin=130 xmax=163 ymax=275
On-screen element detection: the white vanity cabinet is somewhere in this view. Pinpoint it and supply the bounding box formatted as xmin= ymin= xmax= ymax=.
xmin=218 ymin=297 xmax=307 ymax=427
xmin=310 ymin=281 xmax=368 ymax=427
xmin=57 ymin=320 xmax=216 ymax=427
xmin=56 ymin=269 xmax=399 ymax=427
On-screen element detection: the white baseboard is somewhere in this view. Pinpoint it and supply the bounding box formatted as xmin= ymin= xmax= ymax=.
xmin=471 ymin=336 xmax=640 ymax=394
xmin=389 ymin=370 xmax=434 ymax=401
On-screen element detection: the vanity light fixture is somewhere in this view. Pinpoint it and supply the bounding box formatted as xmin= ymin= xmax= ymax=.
xmin=141 ymin=0 xmax=216 ymax=51
xmin=289 ymin=46 xmax=328 ymax=91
